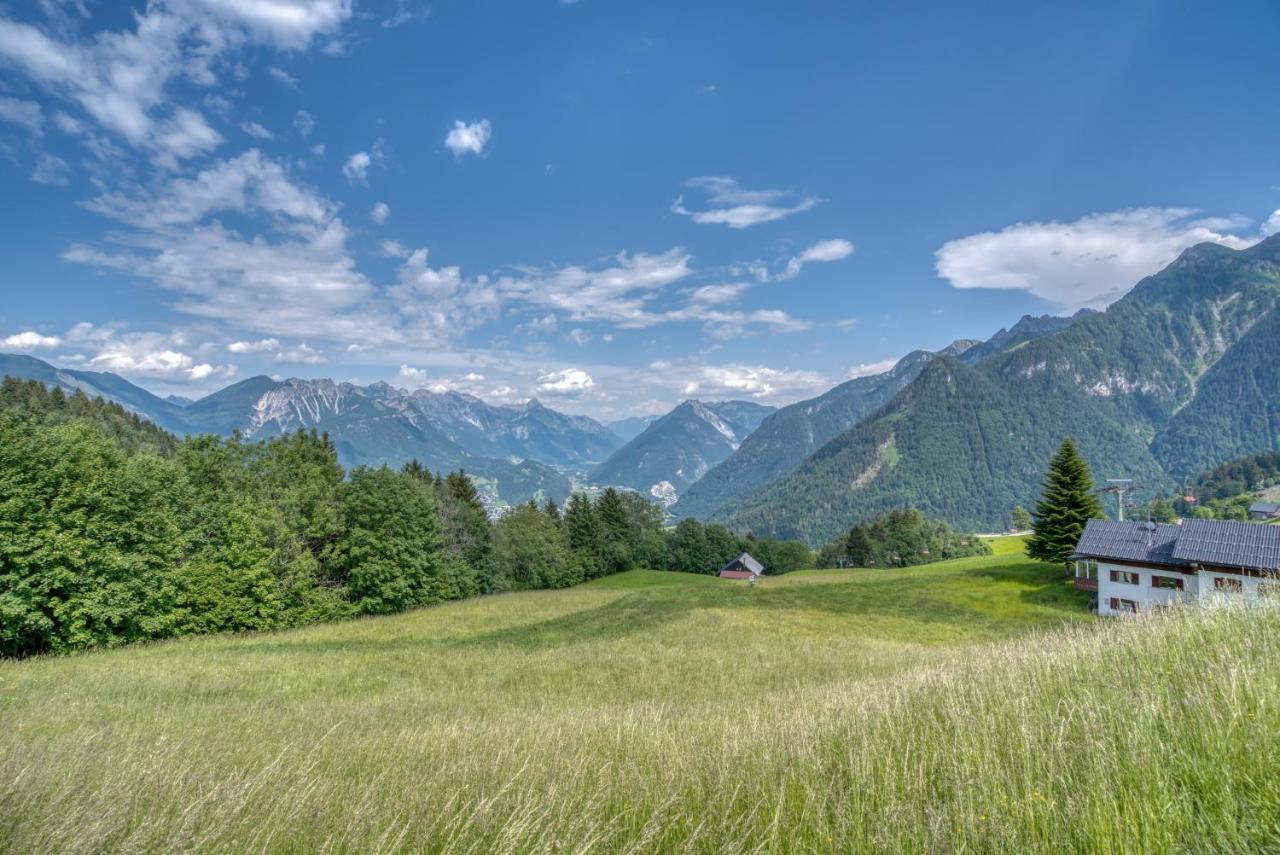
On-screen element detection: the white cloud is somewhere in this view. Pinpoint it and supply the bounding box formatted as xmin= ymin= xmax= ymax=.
xmin=152 ymin=107 xmax=224 ymax=168
xmin=495 ymin=248 xmax=693 ymax=326
xmin=688 ymin=283 xmax=747 ymax=304
xmin=527 ymin=314 xmax=557 ymax=332
xmin=267 ymin=66 xmax=299 ymax=89
xmin=568 ymin=328 xmax=591 ymax=346
xmin=240 ymin=121 xmax=273 ymax=139
xmin=85 ymin=330 xmax=234 ymax=383
xmin=293 ymin=109 xmax=315 ymax=137
xmin=84 ymin=149 xmax=331 ymax=229
xmin=680 ymin=364 xmax=828 ymax=400
xmin=380 ymin=239 xmax=410 ymax=258
xmin=275 ymin=343 xmax=324 ymax=364
xmin=227 ymin=337 xmax=280 ymax=353
xmin=0 ymin=1 xmax=349 ymax=166
xmin=778 ymin=238 xmax=855 ymax=280
xmin=2 ymin=330 xmax=61 ymax=350
xmin=537 ymin=367 xmax=593 ymax=394
xmin=847 ymin=359 xmax=897 ymax=379
xmin=397 ymin=363 xmax=426 ymax=383
xmin=382 ymin=0 xmax=430 ymax=28
xmin=31 ymin=153 xmax=70 ymax=185
xmin=1263 ymin=209 xmax=1280 ymax=237
xmin=671 ymin=176 xmax=819 ymax=229
xmin=0 ymin=96 xmax=42 ymax=135
xmin=935 ymin=208 xmax=1256 ymax=310
xmin=343 ymin=150 xmax=372 ymax=184
xmin=444 ymin=119 xmax=491 ymax=158
xmin=370 ymin=201 xmax=390 ymax=223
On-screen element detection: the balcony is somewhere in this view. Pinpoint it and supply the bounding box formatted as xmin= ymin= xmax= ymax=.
xmin=1073 ymin=558 xmax=1098 ymax=591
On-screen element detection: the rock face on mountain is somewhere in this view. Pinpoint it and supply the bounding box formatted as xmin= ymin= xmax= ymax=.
xmin=591 ymin=400 xmax=774 ymax=505
xmin=178 ymin=377 xmax=614 ymax=505
xmin=715 ymin=235 xmax=1280 ymax=544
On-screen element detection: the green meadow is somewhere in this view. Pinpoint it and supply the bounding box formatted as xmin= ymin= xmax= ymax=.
xmin=3 ymin=547 xmax=1278 ymax=853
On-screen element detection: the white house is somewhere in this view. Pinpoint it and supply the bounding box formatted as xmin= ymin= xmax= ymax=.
xmin=1071 ymin=519 xmax=1280 ymax=616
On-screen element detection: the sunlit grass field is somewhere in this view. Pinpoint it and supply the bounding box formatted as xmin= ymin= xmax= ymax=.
xmin=3 ymin=546 xmax=1279 ymax=853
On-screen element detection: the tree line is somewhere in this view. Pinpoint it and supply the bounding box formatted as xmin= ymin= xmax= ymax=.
xmin=816 ymin=507 xmax=990 ymax=569
xmin=0 ymin=379 xmax=812 ymax=657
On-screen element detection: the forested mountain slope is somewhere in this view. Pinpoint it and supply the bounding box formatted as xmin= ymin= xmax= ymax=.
xmin=718 ymin=235 xmax=1280 ymax=543
xmin=673 ymin=351 xmax=935 ymax=518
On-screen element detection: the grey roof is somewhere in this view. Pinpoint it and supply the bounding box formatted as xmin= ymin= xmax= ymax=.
xmin=1171 ymin=519 xmax=1280 ymax=572
xmin=1073 ymin=520 xmax=1187 ymax=568
xmin=1249 ymin=501 xmax=1280 ymax=515
xmin=722 ymin=552 xmax=764 ymax=574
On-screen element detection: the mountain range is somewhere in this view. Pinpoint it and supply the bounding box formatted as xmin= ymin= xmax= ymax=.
xmin=5 ymin=235 xmax=1279 ymax=536
xmin=591 ymin=400 xmax=775 ymax=505
xmin=0 ymin=359 xmax=619 ymax=508
xmin=708 ymin=234 xmax=1280 ymax=543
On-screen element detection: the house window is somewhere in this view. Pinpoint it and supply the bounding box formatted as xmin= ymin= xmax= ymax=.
xmin=1075 ymin=559 xmax=1098 ymax=579
xmin=1259 ymin=581 xmax=1280 ymax=598
xmin=1109 ymin=598 xmax=1139 ymax=613
xmin=1214 ymin=577 xmax=1243 ymax=593
xmin=1110 ymin=570 xmax=1139 ymax=585
xmin=1151 ymin=575 xmax=1183 ymax=590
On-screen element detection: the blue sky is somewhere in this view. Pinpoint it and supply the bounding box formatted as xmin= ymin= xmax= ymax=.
xmin=1 ymin=0 xmax=1278 ymax=417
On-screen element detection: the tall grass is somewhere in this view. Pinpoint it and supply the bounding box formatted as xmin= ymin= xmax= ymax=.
xmin=2 ymin=556 xmax=1276 ymax=852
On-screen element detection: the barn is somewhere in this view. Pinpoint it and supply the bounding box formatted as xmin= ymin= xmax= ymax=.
xmin=719 ymin=552 xmax=764 ymax=580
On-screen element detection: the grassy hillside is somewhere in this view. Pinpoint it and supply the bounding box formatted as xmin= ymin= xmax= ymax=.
xmin=3 ymin=554 xmax=1279 ymax=852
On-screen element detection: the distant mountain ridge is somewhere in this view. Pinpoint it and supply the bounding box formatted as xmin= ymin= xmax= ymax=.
xmin=591 ymin=399 xmax=775 ymax=505
xmin=0 ymin=358 xmax=619 ymax=508
xmin=714 ymin=234 xmax=1280 ymax=543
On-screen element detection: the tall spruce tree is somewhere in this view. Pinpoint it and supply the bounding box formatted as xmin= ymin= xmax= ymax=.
xmin=1026 ymin=438 xmax=1103 ymax=566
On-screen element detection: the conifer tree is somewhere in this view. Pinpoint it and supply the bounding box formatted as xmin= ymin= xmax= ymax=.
xmin=1026 ymin=438 xmax=1103 ymax=566
xmin=563 ymin=492 xmax=603 ymax=576
xmin=543 ymin=496 xmax=561 ymax=522
xmin=445 ymin=470 xmax=485 ymax=514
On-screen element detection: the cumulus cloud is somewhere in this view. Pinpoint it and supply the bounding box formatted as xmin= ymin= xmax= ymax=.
xmin=678 ymin=363 xmax=828 ymax=400
xmin=1263 ymin=209 xmax=1280 ymax=237
xmin=537 ymin=367 xmax=593 ymax=394
xmin=84 ymin=329 xmax=234 ymax=383
xmin=370 ymin=201 xmax=390 ymax=223
xmin=444 ymin=119 xmax=491 ymax=158
xmin=671 ymin=176 xmax=818 ymax=229
xmin=227 ymin=337 xmax=280 ymax=353
xmin=778 ymin=238 xmax=855 ymax=280
xmin=274 ymin=343 xmax=324 ymax=364
xmin=935 ymin=208 xmax=1257 ymax=310
xmin=343 ymin=150 xmax=372 ymax=184
xmin=293 ymin=109 xmax=315 ymax=137
xmin=2 ymin=330 xmax=61 ymax=350
xmin=847 ymin=359 xmax=897 ymax=379
xmin=240 ymin=120 xmax=273 ymax=139
xmin=267 ymin=66 xmax=299 ymax=89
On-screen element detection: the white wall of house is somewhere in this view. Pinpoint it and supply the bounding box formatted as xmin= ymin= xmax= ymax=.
xmin=1095 ymin=560 xmax=1266 ymax=615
